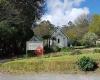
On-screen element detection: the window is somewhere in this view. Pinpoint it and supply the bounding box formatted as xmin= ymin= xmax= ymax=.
xmin=58 ymin=39 xmax=60 ymax=43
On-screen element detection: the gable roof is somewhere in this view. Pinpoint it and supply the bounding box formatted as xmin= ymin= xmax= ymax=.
xmin=51 ymin=27 xmax=69 ymax=39
xmin=29 ymin=35 xmax=43 ymax=42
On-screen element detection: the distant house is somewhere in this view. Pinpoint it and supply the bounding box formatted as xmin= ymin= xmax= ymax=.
xmin=50 ymin=28 xmax=69 ymax=48
xmin=26 ymin=36 xmax=43 ymax=51
xmin=27 ymin=28 xmax=69 ymax=50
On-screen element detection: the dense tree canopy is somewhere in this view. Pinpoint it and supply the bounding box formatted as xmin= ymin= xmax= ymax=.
xmin=89 ymin=14 xmax=100 ymax=37
xmin=0 ymin=0 xmax=45 ymax=58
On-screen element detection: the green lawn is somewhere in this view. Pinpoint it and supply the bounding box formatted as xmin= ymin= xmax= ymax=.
xmin=0 ymin=52 xmax=100 ymax=74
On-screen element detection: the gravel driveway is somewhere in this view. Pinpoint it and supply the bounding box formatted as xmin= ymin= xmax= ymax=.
xmin=0 ymin=73 xmax=100 ymax=80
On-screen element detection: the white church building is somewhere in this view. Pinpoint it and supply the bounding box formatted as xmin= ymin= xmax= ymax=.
xmin=27 ymin=28 xmax=69 ymax=52
xmin=50 ymin=28 xmax=69 ymax=48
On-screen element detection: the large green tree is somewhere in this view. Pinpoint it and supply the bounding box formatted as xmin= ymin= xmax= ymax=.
xmin=0 ymin=21 xmax=17 ymax=58
xmin=0 ymin=0 xmax=45 ymax=58
xmin=89 ymin=14 xmax=100 ymax=37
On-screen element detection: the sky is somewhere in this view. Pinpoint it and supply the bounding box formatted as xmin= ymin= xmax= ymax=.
xmin=81 ymin=0 xmax=100 ymax=14
xmin=41 ymin=0 xmax=100 ymax=27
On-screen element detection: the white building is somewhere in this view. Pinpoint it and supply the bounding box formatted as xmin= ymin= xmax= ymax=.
xmin=28 ymin=28 xmax=69 ymax=50
xmin=50 ymin=28 xmax=69 ymax=48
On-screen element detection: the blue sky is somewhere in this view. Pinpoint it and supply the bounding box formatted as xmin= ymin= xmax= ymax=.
xmin=41 ymin=0 xmax=100 ymax=26
xmin=81 ymin=0 xmax=100 ymax=14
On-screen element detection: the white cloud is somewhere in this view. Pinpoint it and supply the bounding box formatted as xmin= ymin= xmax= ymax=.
xmin=41 ymin=0 xmax=90 ymax=27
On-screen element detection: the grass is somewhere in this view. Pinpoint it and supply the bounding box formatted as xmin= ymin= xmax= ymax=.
xmin=0 ymin=52 xmax=100 ymax=74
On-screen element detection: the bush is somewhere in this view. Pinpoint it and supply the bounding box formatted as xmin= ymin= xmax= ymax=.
xmin=77 ymin=56 xmax=97 ymax=71
xmin=44 ymin=46 xmax=53 ymax=53
xmin=70 ymin=50 xmax=82 ymax=55
xmin=44 ymin=45 xmax=61 ymax=53
xmin=82 ymin=32 xmax=98 ymax=47
xmin=94 ymin=49 xmax=100 ymax=53
xmin=52 ymin=46 xmax=61 ymax=52
xmin=61 ymin=47 xmax=73 ymax=52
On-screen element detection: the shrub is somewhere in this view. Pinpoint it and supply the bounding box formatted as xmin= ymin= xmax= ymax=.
xmin=77 ymin=56 xmax=97 ymax=71
xmin=70 ymin=50 xmax=82 ymax=55
xmin=44 ymin=45 xmax=53 ymax=53
xmin=82 ymin=32 xmax=98 ymax=47
xmin=25 ymin=50 xmax=35 ymax=57
xmin=52 ymin=46 xmax=61 ymax=52
xmin=44 ymin=45 xmax=61 ymax=53
xmin=61 ymin=47 xmax=73 ymax=52
xmin=94 ymin=49 xmax=100 ymax=53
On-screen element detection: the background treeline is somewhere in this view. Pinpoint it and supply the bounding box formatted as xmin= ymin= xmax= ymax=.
xmin=34 ymin=14 xmax=100 ymax=47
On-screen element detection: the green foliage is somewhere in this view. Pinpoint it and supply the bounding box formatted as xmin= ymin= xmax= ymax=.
xmin=77 ymin=56 xmax=97 ymax=71
xmin=52 ymin=46 xmax=61 ymax=52
xmin=94 ymin=49 xmax=100 ymax=53
xmin=0 ymin=21 xmax=18 ymax=57
xmin=63 ymin=14 xmax=89 ymax=46
xmin=44 ymin=45 xmax=61 ymax=53
xmin=70 ymin=50 xmax=82 ymax=55
xmin=0 ymin=21 xmax=17 ymax=38
xmin=82 ymin=32 xmax=98 ymax=47
xmin=0 ymin=0 xmax=45 ymax=58
xmin=89 ymin=14 xmax=100 ymax=36
xmin=44 ymin=46 xmax=53 ymax=53
xmin=61 ymin=47 xmax=73 ymax=52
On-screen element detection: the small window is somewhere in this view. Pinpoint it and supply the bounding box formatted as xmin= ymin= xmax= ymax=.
xmin=58 ymin=39 xmax=60 ymax=43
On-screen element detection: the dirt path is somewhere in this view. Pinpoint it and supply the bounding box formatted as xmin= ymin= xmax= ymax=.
xmin=0 ymin=73 xmax=100 ymax=80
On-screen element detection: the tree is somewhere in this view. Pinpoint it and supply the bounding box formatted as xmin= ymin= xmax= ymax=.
xmin=0 ymin=21 xmax=17 ymax=58
xmin=33 ymin=21 xmax=54 ymax=38
xmin=82 ymin=32 xmax=98 ymax=47
xmin=7 ymin=0 xmax=45 ymax=27
xmin=0 ymin=0 xmax=45 ymax=58
xmin=63 ymin=14 xmax=89 ymax=46
xmin=89 ymin=14 xmax=100 ymax=37
xmin=33 ymin=21 xmax=54 ymax=47
xmin=74 ymin=14 xmax=89 ymax=28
